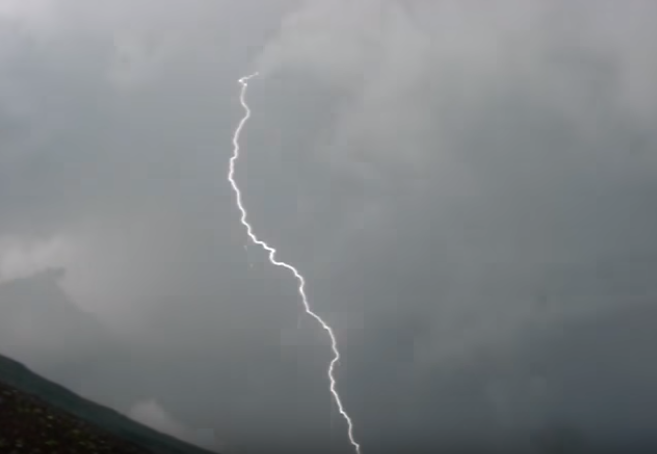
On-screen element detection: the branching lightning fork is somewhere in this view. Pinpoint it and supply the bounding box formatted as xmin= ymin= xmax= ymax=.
xmin=228 ymin=72 xmax=362 ymax=454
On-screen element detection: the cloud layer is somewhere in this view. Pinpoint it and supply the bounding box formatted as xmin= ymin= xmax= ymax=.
xmin=1 ymin=0 xmax=657 ymax=452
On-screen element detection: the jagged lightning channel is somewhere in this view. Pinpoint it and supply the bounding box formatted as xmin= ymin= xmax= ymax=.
xmin=228 ymin=72 xmax=362 ymax=454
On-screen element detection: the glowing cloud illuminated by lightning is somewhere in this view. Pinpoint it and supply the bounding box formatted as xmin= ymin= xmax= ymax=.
xmin=227 ymin=72 xmax=362 ymax=454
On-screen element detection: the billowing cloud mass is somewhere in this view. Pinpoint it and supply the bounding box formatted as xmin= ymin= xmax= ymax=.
xmin=129 ymin=398 xmax=218 ymax=450
xmin=1 ymin=0 xmax=657 ymax=452
xmin=129 ymin=399 xmax=194 ymax=440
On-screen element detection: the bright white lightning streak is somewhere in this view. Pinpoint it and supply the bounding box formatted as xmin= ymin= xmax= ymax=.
xmin=228 ymin=72 xmax=362 ymax=454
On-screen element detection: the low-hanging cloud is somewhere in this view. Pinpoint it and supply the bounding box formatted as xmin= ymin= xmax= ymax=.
xmin=128 ymin=399 xmax=193 ymax=441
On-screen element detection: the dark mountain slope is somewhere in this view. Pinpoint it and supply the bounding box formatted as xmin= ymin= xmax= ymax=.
xmin=0 ymin=353 xmax=218 ymax=454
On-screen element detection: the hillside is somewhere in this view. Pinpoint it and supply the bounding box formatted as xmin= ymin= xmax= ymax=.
xmin=0 ymin=353 xmax=218 ymax=454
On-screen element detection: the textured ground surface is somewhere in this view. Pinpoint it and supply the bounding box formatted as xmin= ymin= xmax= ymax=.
xmin=0 ymin=352 xmax=216 ymax=454
xmin=0 ymin=380 xmax=150 ymax=454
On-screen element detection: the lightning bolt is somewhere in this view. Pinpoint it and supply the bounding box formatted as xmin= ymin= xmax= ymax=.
xmin=228 ymin=72 xmax=362 ymax=454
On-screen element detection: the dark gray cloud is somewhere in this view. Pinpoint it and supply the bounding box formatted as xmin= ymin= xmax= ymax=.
xmin=1 ymin=1 xmax=657 ymax=452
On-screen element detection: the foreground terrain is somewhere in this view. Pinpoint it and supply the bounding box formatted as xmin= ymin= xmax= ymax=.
xmin=0 ymin=353 xmax=217 ymax=454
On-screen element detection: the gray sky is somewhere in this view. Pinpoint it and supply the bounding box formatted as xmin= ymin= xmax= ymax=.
xmin=1 ymin=0 xmax=657 ymax=452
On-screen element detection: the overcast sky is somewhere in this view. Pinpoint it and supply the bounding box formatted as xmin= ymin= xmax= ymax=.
xmin=1 ymin=0 xmax=657 ymax=452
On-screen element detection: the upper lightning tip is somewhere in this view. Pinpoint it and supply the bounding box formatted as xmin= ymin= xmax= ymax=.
xmin=239 ymin=72 xmax=260 ymax=84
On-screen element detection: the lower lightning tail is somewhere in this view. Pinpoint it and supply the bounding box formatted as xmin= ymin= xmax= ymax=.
xmin=228 ymin=72 xmax=362 ymax=454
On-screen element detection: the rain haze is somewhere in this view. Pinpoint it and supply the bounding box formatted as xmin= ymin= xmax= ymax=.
xmin=1 ymin=0 xmax=657 ymax=452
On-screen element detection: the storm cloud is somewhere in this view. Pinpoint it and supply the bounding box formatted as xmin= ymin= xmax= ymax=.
xmin=1 ymin=1 xmax=657 ymax=452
